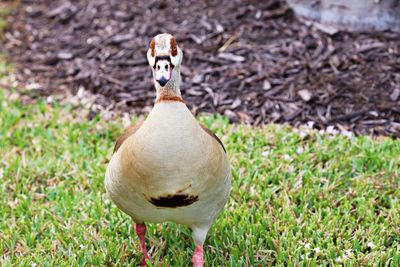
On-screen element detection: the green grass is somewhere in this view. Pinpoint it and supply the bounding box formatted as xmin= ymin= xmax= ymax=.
xmin=0 ymin=89 xmax=399 ymax=267
xmin=0 ymin=2 xmax=13 ymax=34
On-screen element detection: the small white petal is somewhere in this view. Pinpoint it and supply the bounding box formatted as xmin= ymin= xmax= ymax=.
xmin=367 ymin=241 xmax=375 ymax=248
xmin=298 ymin=130 xmax=308 ymax=138
xmin=296 ymin=147 xmax=304 ymax=154
xmin=249 ymin=186 xmax=256 ymax=197
xmin=261 ymin=150 xmax=270 ymax=157
xmin=306 ymin=121 xmax=315 ymax=128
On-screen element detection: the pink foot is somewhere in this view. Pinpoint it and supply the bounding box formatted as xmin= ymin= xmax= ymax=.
xmin=192 ymin=245 xmax=204 ymax=267
xmin=135 ymin=223 xmax=150 ymax=266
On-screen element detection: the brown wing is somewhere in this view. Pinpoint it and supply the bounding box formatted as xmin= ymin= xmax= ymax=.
xmin=200 ymin=124 xmax=226 ymax=153
xmin=114 ymin=121 xmax=144 ymax=153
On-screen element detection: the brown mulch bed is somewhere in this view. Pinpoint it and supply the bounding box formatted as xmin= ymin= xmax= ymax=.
xmin=2 ymin=0 xmax=400 ymax=137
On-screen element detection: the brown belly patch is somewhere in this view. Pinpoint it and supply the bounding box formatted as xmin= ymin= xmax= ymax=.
xmin=148 ymin=194 xmax=199 ymax=208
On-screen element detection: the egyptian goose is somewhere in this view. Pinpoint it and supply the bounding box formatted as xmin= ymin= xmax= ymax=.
xmin=105 ymin=33 xmax=232 ymax=267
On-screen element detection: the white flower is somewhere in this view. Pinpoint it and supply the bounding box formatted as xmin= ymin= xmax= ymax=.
xmin=326 ymin=125 xmax=338 ymax=135
xmin=301 ymin=252 xmax=310 ymax=260
xmin=261 ymin=150 xmax=270 ymax=157
xmin=345 ymin=249 xmax=354 ymax=257
xmin=341 ymin=130 xmax=353 ymax=139
xmin=367 ymin=241 xmax=375 ymax=249
xmin=304 ymin=243 xmax=311 ymax=249
xmin=298 ymin=130 xmax=308 ymax=138
xmin=336 ymin=256 xmax=342 ymax=263
xmin=284 ymin=154 xmax=291 ymax=161
xmin=249 ymin=186 xmax=256 ymax=197
xmin=314 ymin=247 xmax=321 ymax=254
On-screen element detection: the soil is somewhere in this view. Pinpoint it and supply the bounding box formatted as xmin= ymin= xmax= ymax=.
xmin=2 ymin=0 xmax=400 ymax=137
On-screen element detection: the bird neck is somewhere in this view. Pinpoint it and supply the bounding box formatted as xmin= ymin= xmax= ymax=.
xmin=155 ymin=67 xmax=183 ymax=103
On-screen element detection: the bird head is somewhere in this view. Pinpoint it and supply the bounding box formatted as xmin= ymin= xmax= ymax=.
xmin=147 ymin=33 xmax=183 ymax=88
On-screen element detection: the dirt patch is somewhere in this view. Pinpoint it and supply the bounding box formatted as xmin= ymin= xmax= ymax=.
xmin=2 ymin=0 xmax=400 ymax=137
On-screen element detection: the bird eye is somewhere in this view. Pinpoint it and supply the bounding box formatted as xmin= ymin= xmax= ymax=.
xmin=157 ymin=65 xmax=160 ymax=70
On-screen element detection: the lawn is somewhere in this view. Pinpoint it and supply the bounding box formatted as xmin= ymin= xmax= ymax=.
xmin=0 ymin=88 xmax=399 ymax=266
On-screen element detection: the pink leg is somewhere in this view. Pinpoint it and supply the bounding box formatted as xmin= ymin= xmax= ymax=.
xmin=192 ymin=245 xmax=204 ymax=267
xmin=134 ymin=223 xmax=150 ymax=266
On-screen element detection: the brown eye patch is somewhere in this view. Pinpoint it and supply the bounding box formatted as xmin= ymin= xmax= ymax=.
xmin=170 ymin=37 xmax=177 ymax=56
xmin=150 ymin=38 xmax=156 ymax=57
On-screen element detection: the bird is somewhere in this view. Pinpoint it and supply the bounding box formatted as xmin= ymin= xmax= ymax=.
xmin=105 ymin=33 xmax=232 ymax=267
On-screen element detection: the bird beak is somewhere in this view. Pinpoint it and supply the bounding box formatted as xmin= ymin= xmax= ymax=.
xmin=155 ymin=57 xmax=172 ymax=87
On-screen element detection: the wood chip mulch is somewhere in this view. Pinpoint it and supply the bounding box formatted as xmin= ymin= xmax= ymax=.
xmin=2 ymin=0 xmax=400 ymax=137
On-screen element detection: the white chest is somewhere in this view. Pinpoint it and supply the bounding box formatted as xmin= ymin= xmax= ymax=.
xmin=105 ymin=102 xmax=231 ymax=225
